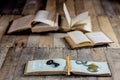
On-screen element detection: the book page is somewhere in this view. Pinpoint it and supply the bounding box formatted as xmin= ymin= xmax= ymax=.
xmin=71 ymin=11 xmax=88 ymax=27
xmin=63 ymin=3 xmax=71 ymax=26
xmin=8 ymin=15 xmax=33 ymax=34
xmin=32 ymin=10 xmax=55 ymax=26
xmin=70 ymin=60 xmax=111 ymax=75
xmin=67 ymin=31 xmax=91 ymax=44
xmin=75 ymin=16 xmax=92 ymax=32
xmin=25 ymin=59 xmax=66 ymax=74
xmin=85 ymin=32 xmax=113 ymax=44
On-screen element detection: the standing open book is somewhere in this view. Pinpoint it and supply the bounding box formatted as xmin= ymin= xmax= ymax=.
xmin=7 ymin=10 xmax=59 ymax=34
xmin=61 ymin=3 xmax=92 ymax=32
xmin=24 ymin=55 xmax=111 ymax=76
xmin=64 ymin=31 xmax=113 ymax=49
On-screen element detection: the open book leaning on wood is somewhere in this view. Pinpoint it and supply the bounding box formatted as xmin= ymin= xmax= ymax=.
xmin=61 ymin=3 xmax=92 ymax=32
xmin=7 ymin=10 xmax=59 ymax=34
xmin=64 ymin=31 xmax=113 ymax=49
xmin=24 ymin=55 xmax=111 ymax=76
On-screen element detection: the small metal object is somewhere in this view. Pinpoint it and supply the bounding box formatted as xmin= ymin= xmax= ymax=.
xmin=76 ymin=60 xmax=87 ymax=65
xmin=46 ymin=60 xmax=54 ymax=65
xmin=54 ymin=63 xmax=60 ymax=67
xmin=87 ymin=64 xmax=99 ymax=72
xmin=46 ymin=60 xmax=60 ymax=67
xmin=75 ymin=60 xmax=99 ymax=72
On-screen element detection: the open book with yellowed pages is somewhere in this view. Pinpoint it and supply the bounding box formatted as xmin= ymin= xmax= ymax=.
xmin=61 ymin=3 xmax=92 ymax=32
xmin=64 ymin=31 xmax=113 ymax=49
xmin=24 ymin=56 xmax=111 ymax=76
xmin=7 ymin=10 xmax=59 ymax=34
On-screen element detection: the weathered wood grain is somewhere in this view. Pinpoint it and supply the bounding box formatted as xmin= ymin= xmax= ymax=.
xmin=109 ymin=0 xmax=120 ymax=15
xmin=0 ymin=47 xmax=9 ymax=69
xmin=101 ymin=0 xmax=116 ymax=17
xmin=22 ymin=0 xmax=42 ymax=15
xmin=0 ymin=47 xmax=23 ymax=80
xmin=101 ymin=0 xmax=120 ymax=45
xmin=53 ymin=33 xmax=66 ymax=48
xmin=49 ymin=48 xmax=63 ymax=59
xmin=27 ymin=35 xmax=40 ymax=47
xmin=12 ymin=48 xmax=35 ymax=80
xmin=74 ymin=0 xmax=85 ymax=15
xmin=13 ymin=35 xmax=29 ymax=47
xmin=65 ymin=0 xmax=76 ymax=18
xmin=83 ymin=0 xmax=96 ymax=17
xmin=98 ymin=77 xmax=112 ymax=80
xmin=45 ymin=0 xmax=56 ymax=20
xmin=0 ymin=0 xmax=120 ymax=80
xmin=84 ymin=0 xmax=100 ymax=32
xmin=105 ymin=48 xmax=120 ymax=80
xmin=0 ymin=15 xmax=14 ymax=41
xmin=0 ymin=48 xmax=14 ymax=80
xmin=97 ymin=16 xmax=120 ymax=48
xmin=77 ymin=48 xmax=93 ymax=61
xmin=107 ymin=16 xmax=120 ymax=44
xmin=0 ymin=35 xmax=16 ymax=47
xmin=39 ymin=34 xmax=53 ymax=48
xmin=63 ymin=48 xmax=77 ymax=60
xmin=92 ymin=0 xmax=105 ymax=16
xmin=34 ymin=47 xmax=50 ymax=60
xmin=91 ymin=48 xmax=106 ymax=61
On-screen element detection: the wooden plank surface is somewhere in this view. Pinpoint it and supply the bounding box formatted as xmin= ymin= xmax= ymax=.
xmin=12 ymin=48 xmax=35 ymax=80
xmin=108 ymin=16 xmax=120 ymax=43
xmin=92 ymin=0 xmax=105 ymax=16
xmin=0 ymin=47 xmax=9 ymax=69
xmin=77 ymin=48 xmax=97 ymax=80
xmin=0 ymin=15 xmax=14 ymax=41
xmin=27 ymin=35 xmax=40 ymax=47
xmin=22 ymin=0 xmax=42 ymax=15
xmin=74 ymin=0 xmax=85 ymax=14
xmin=13 ymin=35 xmax=29 ymax=47
xmin=53 ymin=33 xmax=66 ymax=48
xmin=45 ymin=0 xmax=56 ymax=19
xmin=0 ymin=0 xmax=120 ymax=80
xmin=0 ymin=35 xmax=16 ymax=47
xmin=105 ymin=48 xmax=120 ymax=80
xmin=0 ymin=47 xmax=23 ymax=80
xmin=101 ymin=0 xmax=116 ymax=17
xmin=84 ymin=0 xmax=100 ymax=32
xmin=39 ymin=34 xmax=53 ymax=48
xmin=97 ymin=16 xmax=120 ymax=48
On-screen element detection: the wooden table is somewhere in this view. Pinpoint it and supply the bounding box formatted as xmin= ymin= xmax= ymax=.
xmin=0 ymin=0 xmax=120 ymax=80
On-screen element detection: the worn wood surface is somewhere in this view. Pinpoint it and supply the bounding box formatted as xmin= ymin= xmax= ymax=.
xmin=0 ymin=0 xmax=120 ymax=80
xmin=22 ymin=0 xmax=43 ymax=15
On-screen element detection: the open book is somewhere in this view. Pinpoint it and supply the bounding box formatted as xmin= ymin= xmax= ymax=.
xmin=7 ymin=10 xmax=59 ymax=33
xmin=24 ymin=56 xmax=111 ymax=76
xmin=61 ymin=3 xmax=92 ymax=32
xmin=64 ymin=31 xmax=113 ymax=49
